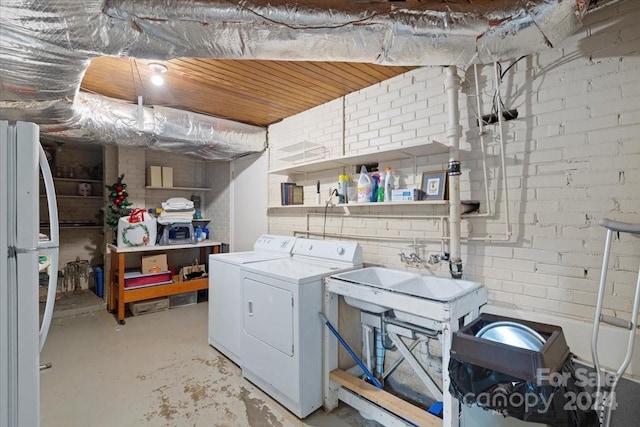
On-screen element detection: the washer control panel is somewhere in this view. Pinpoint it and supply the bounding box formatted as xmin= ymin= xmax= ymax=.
xmin=291 ymin=238 xmax=362 ymax=264
xmin=253 ymin=235 xmax=297 ymax=253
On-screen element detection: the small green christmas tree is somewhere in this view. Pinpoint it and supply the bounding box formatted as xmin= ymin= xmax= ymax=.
xmin=103 ymin=174 xmax=133 ymax=232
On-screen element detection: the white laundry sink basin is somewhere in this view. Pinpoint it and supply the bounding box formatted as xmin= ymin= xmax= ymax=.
xmin=392 ymin=276 xmax=482 ymax=302
xmin=335 ymin=267 xmax=418 ymax=313
xmin=333 ymin=267 xmax=483 ymax=313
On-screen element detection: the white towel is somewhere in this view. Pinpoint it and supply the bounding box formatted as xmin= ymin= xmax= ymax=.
xmin=162 ymin=197 xmax=194 ymax=211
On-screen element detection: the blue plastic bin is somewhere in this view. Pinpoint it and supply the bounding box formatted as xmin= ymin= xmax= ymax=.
xmin=94 ymin=267 xmax=104 ymax=298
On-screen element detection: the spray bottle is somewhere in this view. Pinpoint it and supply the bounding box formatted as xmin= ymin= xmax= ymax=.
xmin=384 ymin=167 xmax=393 ymax=202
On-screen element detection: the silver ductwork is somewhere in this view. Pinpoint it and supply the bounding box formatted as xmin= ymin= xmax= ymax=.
xmin=39 ymin=92 xmax=267 ymax=160
xmin=0 ymin=0 xmax=592 ymax=159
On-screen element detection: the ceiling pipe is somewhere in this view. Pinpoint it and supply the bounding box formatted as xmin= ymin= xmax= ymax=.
xmin=0 ymin=0 xmax=594 ymax=158
xmin=445 ymin=66 xmax=463 ymax=279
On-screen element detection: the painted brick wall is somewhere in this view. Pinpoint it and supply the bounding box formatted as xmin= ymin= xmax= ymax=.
xmin=267 ymin=2 xmax=640 ymax=323
xmin=205 ymin=161 xmax=230 ymax=244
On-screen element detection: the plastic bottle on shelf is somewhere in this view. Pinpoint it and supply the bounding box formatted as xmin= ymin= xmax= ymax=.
xmin=384 ymin=167 xmax=394 ymax=202
xmin=377 ymin=171 xmax=385 ymax=202
xmin=370 ymin=174 xmax=380 ymax=202
xmin=357 ymin=165 xmax=372 ymax=203
xmin=338 ymin=174 xmax=349 ymax=204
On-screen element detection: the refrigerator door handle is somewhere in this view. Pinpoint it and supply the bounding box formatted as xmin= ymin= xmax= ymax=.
xmin=37 ymin=144 xmax=59 ymax=250
xmin=37 ymin=144 xmax=59 ymax=352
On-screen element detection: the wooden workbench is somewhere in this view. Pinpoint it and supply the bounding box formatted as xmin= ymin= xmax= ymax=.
xmin=107 ymin=241 xmax=221 ymax=324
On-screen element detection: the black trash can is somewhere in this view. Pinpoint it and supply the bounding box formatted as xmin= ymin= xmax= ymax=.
xmin=449 ymin=314 xmax=598 ymax=427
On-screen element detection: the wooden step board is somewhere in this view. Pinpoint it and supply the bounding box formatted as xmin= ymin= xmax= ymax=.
xmin=329 ymin=369 xmax=442 ymax=427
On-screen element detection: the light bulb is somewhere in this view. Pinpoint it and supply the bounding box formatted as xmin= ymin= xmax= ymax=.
xmin=151 ymin=74 xmax=164 ymax=86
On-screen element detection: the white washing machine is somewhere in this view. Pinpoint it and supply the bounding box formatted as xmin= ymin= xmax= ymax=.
xmin=240 ymin=238 xmax=362 ymax=418
xmin=208 ymin=235 xmax=297 ymax=365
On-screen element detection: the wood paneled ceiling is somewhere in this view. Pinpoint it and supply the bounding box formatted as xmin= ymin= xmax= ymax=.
xmin=81 ymin=57 xmax=415 ymax=127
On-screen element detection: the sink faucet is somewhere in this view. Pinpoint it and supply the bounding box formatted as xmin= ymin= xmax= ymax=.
xmin=398 ymin=252 xmax=408 ymax=263
xmin=409 ymin=252 xmax=424 ymax=263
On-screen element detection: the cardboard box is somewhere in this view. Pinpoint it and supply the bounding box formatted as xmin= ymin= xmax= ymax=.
xmin=391 ymin=188 xmax=421 ymax=201
xmin=147 ymin=165 xmax=162 ymax=187
xmin=162 ymin=166 xmax=173 ymax=187
xmin=141 ymin=254 xmax=168 ymax=273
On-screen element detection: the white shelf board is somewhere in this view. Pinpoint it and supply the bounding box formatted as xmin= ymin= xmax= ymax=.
xmin=41 ymin=195 xmax=103 ymax=199
xmin=107 ymin=240 xmax=222 ymax=253
xmin=145 ymin=186 xmax=211 ymax=191
xmin=269 ymin=141 xmax=449 ymax=175
xmin=52 ymin=177 xmax=103 ymax=183
xmin=278 ymin=140 xmax=323 ymax=153
xmin=268 ymin=200 xmax=448 ymax=209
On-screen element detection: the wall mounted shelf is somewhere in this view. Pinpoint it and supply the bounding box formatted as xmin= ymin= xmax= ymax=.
xmin=268 ymin=200 xmax=449 ymax=209
xmin=41 ymin=195 xmax=103 ymax=199
xmin=52 ymin=177 xmax=103 ymax=183
xmin=41 ymin=223 xmax=103 ymax=229
xmin=269 ymin=141 xmax=448 ymax=175
xmin=145 ymin=186 xmax=211 ymax=191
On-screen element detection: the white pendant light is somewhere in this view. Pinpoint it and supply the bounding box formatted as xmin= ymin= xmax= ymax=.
xmin=148 ymin=63 xmax=168 ymax=86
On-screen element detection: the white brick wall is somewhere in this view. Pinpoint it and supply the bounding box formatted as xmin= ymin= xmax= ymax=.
xmin=266 ymin=3 xmax=640 ymax=323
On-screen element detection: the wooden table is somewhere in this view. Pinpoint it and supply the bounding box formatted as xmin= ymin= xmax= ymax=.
xmin=107 ymin=241 xmax=221 ymax=324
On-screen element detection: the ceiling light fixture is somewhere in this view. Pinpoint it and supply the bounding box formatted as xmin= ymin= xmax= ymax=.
xmin=148 ymin=63 xmax=168 ymax=86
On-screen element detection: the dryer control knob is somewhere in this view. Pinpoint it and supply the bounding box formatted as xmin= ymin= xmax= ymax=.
xmin=336 ymin=247 xmax=345 ymax=255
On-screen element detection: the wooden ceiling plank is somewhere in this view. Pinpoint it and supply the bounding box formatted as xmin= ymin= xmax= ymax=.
xmin=169 ymin=59 xmax=318 ymax=111
xmin=184 ymin=58 xmax=343 ymax=105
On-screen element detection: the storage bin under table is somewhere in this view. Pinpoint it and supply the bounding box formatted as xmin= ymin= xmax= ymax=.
xmin=107 ymin=241 xmax=221 ymax=325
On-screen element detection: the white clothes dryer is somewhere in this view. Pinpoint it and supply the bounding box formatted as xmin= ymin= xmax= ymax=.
xmin=208 ymin=234 xmax=296 ymax=365
xmin=240 ymin=238 xmax=362 ymax=418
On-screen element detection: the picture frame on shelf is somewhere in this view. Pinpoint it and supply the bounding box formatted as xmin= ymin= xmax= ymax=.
xmin=420 ymin=170 xmax=448 ymax=200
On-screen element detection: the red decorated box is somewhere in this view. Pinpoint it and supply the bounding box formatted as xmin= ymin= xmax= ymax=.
xmin=122 ymin=270 xmax=173 ymax=289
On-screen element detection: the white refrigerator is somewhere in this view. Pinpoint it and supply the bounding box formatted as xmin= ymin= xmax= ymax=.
xmin=1 ymin=121 xmax=59 ymax=427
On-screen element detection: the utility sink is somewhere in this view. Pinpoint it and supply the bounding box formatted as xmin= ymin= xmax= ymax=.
xmin=336 ymin=267 xmax=418 ymax=313
xmin=333 ymin=267 xmax=483 ymax=313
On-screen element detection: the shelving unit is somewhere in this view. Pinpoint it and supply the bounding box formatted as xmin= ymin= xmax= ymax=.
xmin=269 ymin=141 xmax=448 ymax=175
xmin=40 ymin=144 xmax=105 ymax=272
xmin=107 ymin=241 xmax=221 ymax=324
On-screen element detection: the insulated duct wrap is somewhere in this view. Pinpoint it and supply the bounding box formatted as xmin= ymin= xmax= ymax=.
xmin=39 ymin=93 xmax=266 ymax=160
xmin=0 ymin=0 xmax=591 ymax=159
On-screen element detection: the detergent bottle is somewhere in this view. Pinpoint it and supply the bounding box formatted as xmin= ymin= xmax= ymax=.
xmin=370 ymin=173 xmax=380 ymax=202
xmin=357 ymin=165 xmax=372 ymax=203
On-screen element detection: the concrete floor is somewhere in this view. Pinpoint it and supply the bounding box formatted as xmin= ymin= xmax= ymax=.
xmin=40 ymin=302 xmax=380 ymax=427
